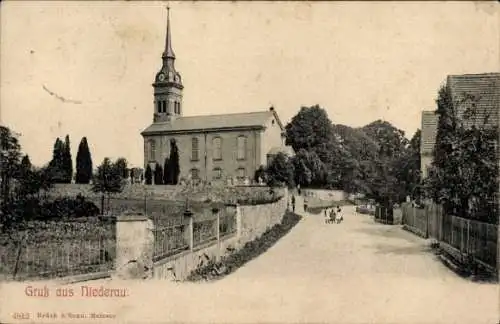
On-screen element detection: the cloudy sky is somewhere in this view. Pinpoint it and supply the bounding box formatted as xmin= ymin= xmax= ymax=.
xmin=1 ymin=1 xmax=498 ymax=167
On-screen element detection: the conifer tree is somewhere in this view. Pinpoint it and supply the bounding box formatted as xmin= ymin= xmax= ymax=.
xmin=75 ymin=137 xmax=93 ymax=184
xmin=169 ymin=139 xmax=180 ymax=185
xmin=154 ymin=163 xmax=163 ymax=185
xmin=48 ymin=138 xmax=65 ymax=183
xmin=163 ymin=157 xmax=170 ymax=184
xmin=145 ymin=165 xmax=153 ymax=185
xmin=63 ymin=135 xmax=73 ymax=183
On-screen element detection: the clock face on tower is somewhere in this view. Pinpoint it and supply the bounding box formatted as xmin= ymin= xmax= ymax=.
xmin=158 ymin=73 xmax=165 ymax=81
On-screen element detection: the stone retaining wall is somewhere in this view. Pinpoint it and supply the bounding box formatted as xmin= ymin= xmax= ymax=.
xmin=115 ymin=188 xmax=289 ymax=281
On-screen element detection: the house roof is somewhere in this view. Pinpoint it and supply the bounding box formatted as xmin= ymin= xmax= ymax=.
xmin=141 ymin=109 xmax=284 ymax=135
xmin=421 ymin=111 xmax=438 ymax=155
xmin=447 ymin=73 xmax=500 ymax=128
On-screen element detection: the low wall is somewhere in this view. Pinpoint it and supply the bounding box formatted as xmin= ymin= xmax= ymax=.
xmin=46 ymin=184 xmax=282 ymax=204
xmin=116 ymin=189 xmax=289 ymax=281
xmin=301 ymin=189 xmax=347 ymax=202
xmin=153 ymin=234 xmax=239 ymax=281
xmin=238 ymin=194 xmax=288 ymax=244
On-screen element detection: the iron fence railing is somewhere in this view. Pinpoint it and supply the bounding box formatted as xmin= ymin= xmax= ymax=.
xmin=193 ymin=219 xmax=217 ymax=247
xmin=0 ymin=237 xmax=115 ymax=281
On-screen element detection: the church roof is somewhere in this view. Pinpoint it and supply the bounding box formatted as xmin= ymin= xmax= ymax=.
xmin=141 ymin=109 xmax=283 ymax=135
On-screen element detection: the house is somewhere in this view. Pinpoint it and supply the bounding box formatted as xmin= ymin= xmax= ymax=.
xmin=141 ymin=9 xmax=293 ymax=184
xmin=420 ymin=111 xmax=439 ymax=179
xmin=420 ymin=73 xmax=500 ymax=180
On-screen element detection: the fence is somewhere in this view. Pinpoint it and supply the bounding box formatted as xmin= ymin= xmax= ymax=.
xmin=152 ymin=217 xmax=189 ymax=262
xmin=401 ymin=202 xmax=498 ymax=270
xmin=0 ymin=217 xmax=116 ymax=281
xmin=150 ymin=204 xmax=238 ymax=263
xmin=0 ymin=237 xmax=115 ymax=281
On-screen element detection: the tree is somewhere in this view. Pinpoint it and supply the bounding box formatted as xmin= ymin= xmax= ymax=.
xmin=359 ymin=120 xmax=410 ymax=205
xmin=426 ymin=84 xmax=498 ymax=223
xmin=91 ymin=158 xmax=124 ymax=214
xmin=62 ymin=135 xmax=73 ymax=183
xmin=290 ymin=149 xmax=327 ymax=187
xmin=254 ymin=165 xmax=266 ymax=183
xmin=114 ymin=158 xmax=128 ymax=179
xmin=285 ymin=105 xmax=335 ymax=152
xmin=48 ymin=138 xmax=66 ymax=183
xmin=285 ymin=105 xmax=351 ymax=190
xmin=169 ymin=139 xmax=180 ymax=185
xmin=1 ymin=126 xmax=22 ymax=227
xmin=145 ymin=165 xmax=153 ymax=185
xmin=393 ymin=129 xmax=421 ymax=201
xmin=163 ymin=157 xmax=170 ymax=184
xmin=154 ymin=163 xmax=163 ymax=185
xmin=265 ymin=153 xmax=294 ymax=187
xmin=75 ymin=137 xmax=93 ymax=184
xmin=1 ymin=127 xmax=55 ymax=230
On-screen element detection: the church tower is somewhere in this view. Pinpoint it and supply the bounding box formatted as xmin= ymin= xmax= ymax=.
xmin=152 ymin=7 xmax=183 ymax=123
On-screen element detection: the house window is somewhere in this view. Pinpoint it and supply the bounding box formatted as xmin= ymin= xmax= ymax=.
xmin=237 ymin=168 xmax=246 ymax=179
xmin=237 ymin=136 xmax=246 ymax=160
xmin=191 ymin=137 xmax=199 ymax=161
xmin=149 ymin=140 xmax=156 ymax=161
xmin=190 ymin=168 xmax=200 ymax=180
xmin=213 ymin=137 xmax=222 ymax=160
xmin=213 ymin=167 xmax=222 ymax=180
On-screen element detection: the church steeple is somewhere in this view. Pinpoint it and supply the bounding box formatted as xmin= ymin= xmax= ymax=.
xmin=153 ymin=6 xmax=183 ymax=123
xmin=162 ymin=7 xmax=175 ymax=60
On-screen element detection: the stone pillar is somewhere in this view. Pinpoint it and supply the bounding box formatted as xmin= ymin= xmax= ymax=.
xmin=184 ymin=209 xmax=194 ymax=251
xmin=216 ymin=210 xmax=221 ymax=261
xmin=114 ymin=213 xmax=154 ymax=280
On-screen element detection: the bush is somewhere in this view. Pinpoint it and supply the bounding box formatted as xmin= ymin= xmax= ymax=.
xmin=40 ymin=195 xmax=100 ymax=220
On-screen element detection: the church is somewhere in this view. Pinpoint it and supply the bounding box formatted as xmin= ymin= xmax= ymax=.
xmin=141 ymin=10 xmax=293 ymax=184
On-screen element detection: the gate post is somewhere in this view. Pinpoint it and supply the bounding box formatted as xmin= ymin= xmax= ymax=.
xmin=216 ymin=209 xmax=221 ymax=262
xmin=114 ymin=212 xmax=154 ymax=280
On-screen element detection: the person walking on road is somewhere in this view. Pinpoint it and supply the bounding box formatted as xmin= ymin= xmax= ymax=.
xmin=336 ymin=205 xmax=343 ymax=223
xmin=303 ymin=197 xmax=308 ymax=213
xmin=291 ymin=195 xmax=296 ymax=212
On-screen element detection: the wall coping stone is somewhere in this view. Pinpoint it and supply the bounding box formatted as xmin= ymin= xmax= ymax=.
xmin=117 ymin=214 xmax=148 ymax=222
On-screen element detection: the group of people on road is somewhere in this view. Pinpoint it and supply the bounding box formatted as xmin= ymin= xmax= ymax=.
xmin=324 ymin=206 xmax=343 ymax=224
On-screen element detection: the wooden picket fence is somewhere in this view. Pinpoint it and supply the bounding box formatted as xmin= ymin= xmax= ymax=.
xmin=401 ymin=202 xmax=498 ymax=270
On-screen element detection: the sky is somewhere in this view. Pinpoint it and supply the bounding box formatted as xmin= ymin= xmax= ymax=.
xmin=1 ymin=1 xmax=498 ymax=168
